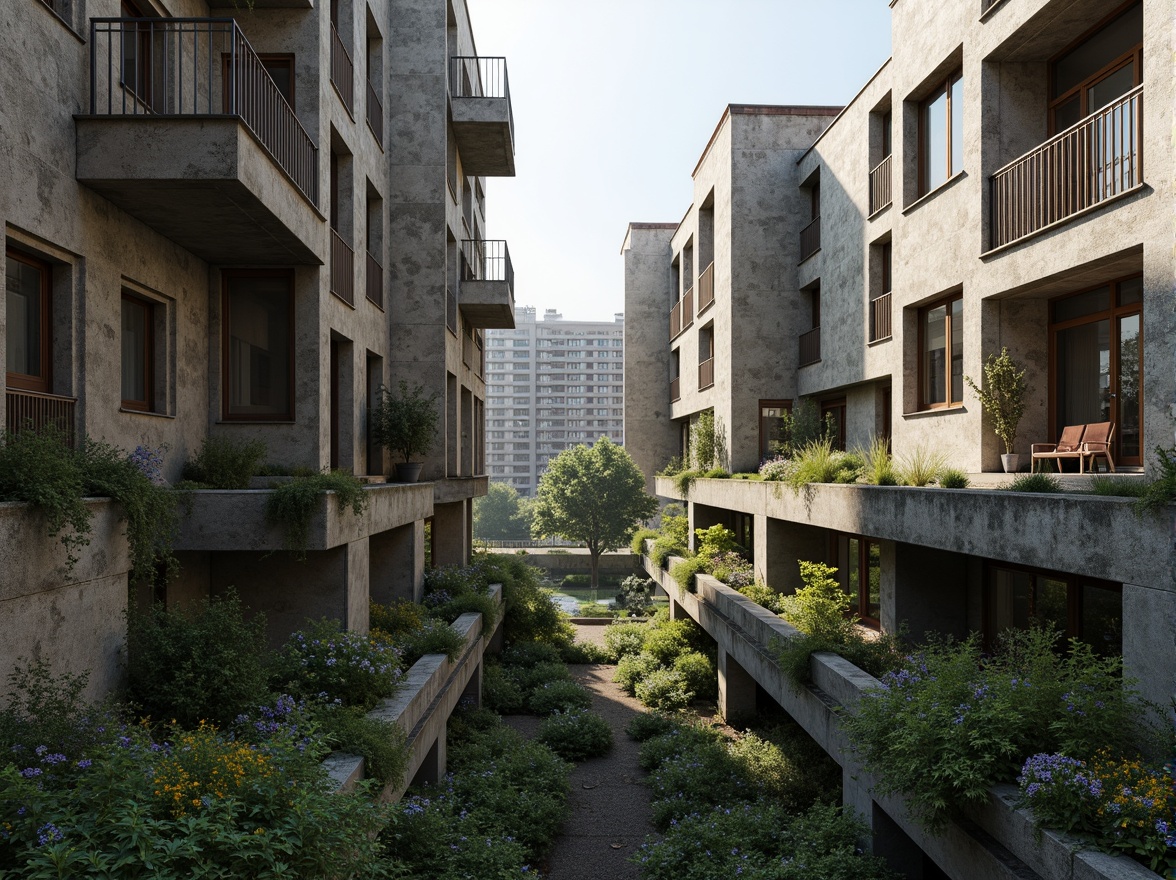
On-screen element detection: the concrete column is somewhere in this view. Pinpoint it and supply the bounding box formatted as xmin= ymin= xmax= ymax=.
xmin=717 ymin=646 xmax=757 ymax=725
xmin=410 ymin=725 xmax=447 ymax=788
xmin=868 ymin=800 xmax=926 ymax=876
xmin=461 ymin=660 xmax=482 ymax=708
xmin=668 ymin=595 xmax=687 ymax=620
xmin=370 ymin=520 xmax=424 ymax=605
xmin=753 ymin=516 xmax=825 ymax=593
xmin=1122 ymin=582 xmax=1176 ymax=719
xmin=690 ymin=503 xmax=726 ymax=552
xmin=432 ymin=500 xmax=469 ymax=568
xmin=887 ymin=543 xmax=969 ymax=641
xmin=345 ymin=538 xmax=370 ymax=634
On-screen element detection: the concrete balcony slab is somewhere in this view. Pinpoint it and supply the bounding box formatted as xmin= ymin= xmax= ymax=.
xmin=450 ymin=96 xmax=515 ymax=177
xmin=459 ymin=279 xmax=515 ymax=328
xmin=76 ymin=116 xmax=324 ymax=265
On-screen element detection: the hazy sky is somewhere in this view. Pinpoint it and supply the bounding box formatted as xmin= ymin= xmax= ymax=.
xmin=467 ymin=1 xmax=893 ymax=322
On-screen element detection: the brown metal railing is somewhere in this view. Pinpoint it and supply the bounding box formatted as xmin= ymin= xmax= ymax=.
xmin=681 ymin=287 xmax=694 ymax=332
xmin=800 ymin=215 xmax=821 ymax=261
xmin=330 ymin=24 xmax=354 ymax=114
xmin=697 ymin=261 xmax=715 ymax=312
xmin=366 ymin=80 xmax=383 ymax=146
xmin=366 ymin=250 xmax=383 ymax=308
xmin=669 ymin=300 xmax=681 ymax=340
xmin=670 ymin=377 xmax=681 ymax=402
xmin=6 ymin=390 xmax=77 ymax=446
xmin=698 ymin=357 xmax=715 ymax=390
xmin=869 ymin=154 xmax=892 ymax=215
xmin=330 ymin=229 xmax=354 ymax=305
xmin=88 ymin=18 xmax=318 ymax=205
xmin=991 ymin=85 xmax=1142 ymax=249
xmin=449 ymin=55 xmax=513 ymax=133
xmin=446 ymin=286 xmax=458 ymax=334
xmin=799 ymin=327 xmax=821 ymax=366
xmin=462 ymin=331 xmax=476 ymax=370
xmin=870 ymin=292 xmax=892 ymax=342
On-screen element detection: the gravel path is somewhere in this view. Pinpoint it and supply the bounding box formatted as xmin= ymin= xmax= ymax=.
xmin=502 ymin=624 xmax=654 ymax=880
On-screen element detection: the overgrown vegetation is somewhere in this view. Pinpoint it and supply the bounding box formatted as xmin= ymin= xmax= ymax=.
xmin=181 ymin=436 xmax=267 ymax=489
xmin=895 ymin=443 xmax=948 ymax=487
xmin=265 ymin=471 xmax=369 ymax=559
xmin=1007 ymin=472 xmax=1063 ymax=493
xmin=1133 ymin=445 xmax=1176 ymax=515
xmin=609 ymin=614 xmax=717 ymax=711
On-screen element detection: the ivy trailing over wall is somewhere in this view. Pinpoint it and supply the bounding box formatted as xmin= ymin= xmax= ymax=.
xmin=264 ymin=471 xmax=369 ymax=560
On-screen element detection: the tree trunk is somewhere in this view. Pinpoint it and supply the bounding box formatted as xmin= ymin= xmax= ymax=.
xmin=589 ymin=548 xmax=601 ymax=590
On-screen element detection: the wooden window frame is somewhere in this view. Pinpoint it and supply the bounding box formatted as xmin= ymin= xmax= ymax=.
xmin=120 ymin=291 xmax=155 ymax=412
xmin=918 ymin=70 xmax=963 ymax=196
xmin=1047 ymin=1 xmax=1142 ymax=135
xmin=5 ymin=247 xmax=52 ymax=394
xmin=880 ymin=242 xmax=892 ymax=297
xmin=917 ymin=292 xmax=963 ymax=410
xmin=221 ymin=269 xmax=295 ymax=422
xmin=821 ymin=397 xmax=847 ymax=451
xmin=758 ymin=399 xmax=791 ymax=463
xmin=828 ymin=532 xmax=882 ymax=629
xmin=120 ymin=0 xmax=154 ymax=109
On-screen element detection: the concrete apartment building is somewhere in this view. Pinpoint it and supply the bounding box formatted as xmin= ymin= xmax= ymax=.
xmin=485 ymin=305 xmax=624 ymax=497
xmin=2 ymin=0 xmax=514 ymax=693
xmin=626 ymin=0 xmax=1174 ymax=876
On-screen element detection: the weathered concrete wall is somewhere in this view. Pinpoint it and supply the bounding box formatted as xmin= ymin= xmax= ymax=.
xmin=491 ymin=550 xmax=642 ymax=579
xmin=0 ymin=501 xmax=130 ymax=701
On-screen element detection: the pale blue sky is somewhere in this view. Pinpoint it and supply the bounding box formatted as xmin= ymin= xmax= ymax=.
xmin=468 ymin=1 xmax=893 ymax=322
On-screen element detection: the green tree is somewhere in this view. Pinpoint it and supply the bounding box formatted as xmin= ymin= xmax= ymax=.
xmin=474 ymin=482 xmax=534 ymax=541
xmin=531 ymin=437 xmax=657 ymax=588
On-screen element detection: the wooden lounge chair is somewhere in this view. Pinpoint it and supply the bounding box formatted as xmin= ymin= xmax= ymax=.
xmin=1079 ymin=421 xmax=1116 ymax=473
xmin=1031 ymin=424 xmax=1085 ymax=473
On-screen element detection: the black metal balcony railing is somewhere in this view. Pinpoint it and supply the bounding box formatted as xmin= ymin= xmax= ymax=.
xmin=88 ymin=18 xmax=318 ymax=206
xmin=800 ymin=215 xmax=821 ymax=261
xmin=991 ymin=85 xmax=1143 ymax=249
xmin=330 ymin=229 xmax=354 ymax=306
xmin=870 ymin=292 xmax=892 ymax=343
xmin=697 ymin=262 xmax=715 ymax=312
xmin=869 ymin=154 xmax=892 ymax=215
xmin=799 ymin=326 xmax=821 ymax=366
xmin=698 ymin=357 xmax=715 ymax=390
xmin=330 ymin=24 xmax=354 ymax=114
xmin=449 ymin=56 xmax=513 ymax=127
xmin=6 ymin=390 xmax=77 ymax=447
xmin=460 ymin=239 xmax=514 ymax=288
xmin=366 ymin=80 xmax=383 ymax=146
xmin=366 ymin=250 xmax=383 ymax=309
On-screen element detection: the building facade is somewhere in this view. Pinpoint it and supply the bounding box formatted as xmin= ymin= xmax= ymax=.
xmin=2 ymin=0 xmax=514 ymax=693
xmin=626 ymin=0 xmax=1175 ymax=872
xmin=485 ymin=306 xmax=624 ymax=497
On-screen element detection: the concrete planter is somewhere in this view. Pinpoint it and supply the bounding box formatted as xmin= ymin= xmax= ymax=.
xmin=1001 ymin=453 xmax=1024 ymax=473
xmin=393 ymin=462 xmax=423 ymax=483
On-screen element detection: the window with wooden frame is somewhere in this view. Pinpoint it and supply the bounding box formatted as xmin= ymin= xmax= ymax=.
xmin=222 ymin=270 xmax=294 ymax=421
xmin=120 ymin=292 xmax=154 ymax=411
xmin=918 ymin=293 xmax=963 ymax=409
xmin=5 ymin=247 xmax=52 ymax=393
xmin=759 ymin=399 xmax=791 ymax=463
xmin=919 ymin=70 xmax=963 ymax=195
xmin=1049 ymin=2 xmax=1141 ymax=134
xmin=830 ymin=533 xmax=881 ymax=628
xmin=821 ymin=398 xmax=847 ymax=451
xmin=985 ymin=562 xmax=1121 ymax=656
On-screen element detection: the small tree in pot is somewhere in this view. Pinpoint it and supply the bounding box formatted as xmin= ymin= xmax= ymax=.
xmin=965 ymin=347 xmax=1028 ymax=473
xmin=371 ymin=381 xmax=440 ymax=482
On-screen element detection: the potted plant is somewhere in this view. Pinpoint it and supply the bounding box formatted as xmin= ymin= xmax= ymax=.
xmin=371 ymin=381 xmax=440 ymax=483
xmin=965 ymin=347 xmax=1028 ymax=473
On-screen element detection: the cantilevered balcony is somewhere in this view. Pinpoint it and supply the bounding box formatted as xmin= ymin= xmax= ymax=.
xmin=459 ymin=240 xmax=515 ymax=329
xmin=77 ymin=18 xmax=321 ymax=265
xmin=990 ymin=86 xmax=1142 ymax=250
xmin=449 ymin=56 xmax=515 ymax=177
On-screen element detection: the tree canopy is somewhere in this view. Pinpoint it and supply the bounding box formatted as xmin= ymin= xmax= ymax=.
xmin=473 ymin=482 xmax=534 ymax=541
xmin=531 ymin=437 xmax=657 ymax=587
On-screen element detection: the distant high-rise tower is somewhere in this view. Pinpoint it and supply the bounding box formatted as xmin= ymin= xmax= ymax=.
xmin=484 ymin=307 xmax=625 ymax=496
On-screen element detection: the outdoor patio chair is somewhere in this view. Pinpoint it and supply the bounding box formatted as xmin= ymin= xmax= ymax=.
xmin=1078 ymin=421 xmax=1116 ymax=473
xmin=1030 ymin=424 xmax=1085 ymax=473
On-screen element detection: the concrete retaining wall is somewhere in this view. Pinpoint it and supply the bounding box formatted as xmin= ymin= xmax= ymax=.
xmin=643 ymin=548 xmax=1159 ymax=880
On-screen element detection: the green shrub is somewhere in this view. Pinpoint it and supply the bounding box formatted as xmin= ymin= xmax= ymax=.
xmin=625 ymin=711 xmax=679 ymax=743
xmin=528 ymin=679 xmax=593 ymax=715
xmin=537 ymin=709 xmax=613 ymax=761
xmin=708 ymin=550 xmax=755 ymax=588
xmin=484 ymin=555 xmax=575 ymax=648
xmin=1135 ymin=446 xmax=1176 ymax=514
xmin=702 ymin=467 xmax=730 ymax=479
xmin=642 ymin=619 xmax=698 ymax=665
xmin=126 ymin=592 xmax=270 ymax=728
xmin=670 ymin=556 xmax=708 ymax=592
xmin=784 ymin=438 xmax=863 ymax=490
xmin=429 ymin=590 xmax=500 ymax=630
xmin=650 ymin=536 xmax=688 ymax=568
xmin=603 ymin=622 xmax=648 ymax=661
xmin=0 ymin=427 xmax=88 ymax=569
xmin=631 ymin=527 xmax=660 ymax=555
xmin=182 ymin=436 xmax=267 ymax=489
xmin=509 ymin=661 xmax=573 ymax=697
xmin=779 ymin=561 xmax=851 ymax=638
xmin=758 ymin=455 xmax=794 ymax=481
xmin=671 ymin=469 xmax=699 ymax=498
xmin=271 ymin=619 xmax=402 ymax=711
xmin=482 ymin=663 xmax=525 ymax=714
xmin=860 ymin=435 xmax=898 ymax=486
xmin=390 ymin=617 xmax=467 ymax=667
xmin=1089 ymin=475 xmax=1149 ymax=498
xmin=938 ymin=468 xmax=970 ymax=488
xmin=842 ymin=629 xmax=1154 ymax=832
xmin=672 ymin=651 xmax=717 ymax=701
xmin=314 ymin=702 xmax=409 ymax=784
xmin=0 ymin=661 xmax=116 ymax=766
xmin=618 ymin=574 xmax=656 ymax=615
xmin=1008 ymin=472 xmax=1063 ymax=493
xmin=501 ymin=641 xmax=564 ymax=668
xmin=895 ymin=443 xmax=948 ymax=487
xmin=614 ymin=652 xmax=662 ymax=696
xmin=369 ymin=599 xmax=425 ymax=637
xmin=265 ymin=471 xmax=368 ymax=560
xmin=635 ymin=667 xmax=693 ymax=712
xmin=727 ymin=726 xmax=838 ymax=811
xmin=637 ymin=723 xmax=724 ymax=772
xmin=694 ymin=523 xmax=740 ymax=557
xmin=738 ymin=581 xmax=788 ymax=614
xmin=560 ymin=641 xmax=611 ymax=663
xmin=578 ymin=601 xmax=614 ymax=618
